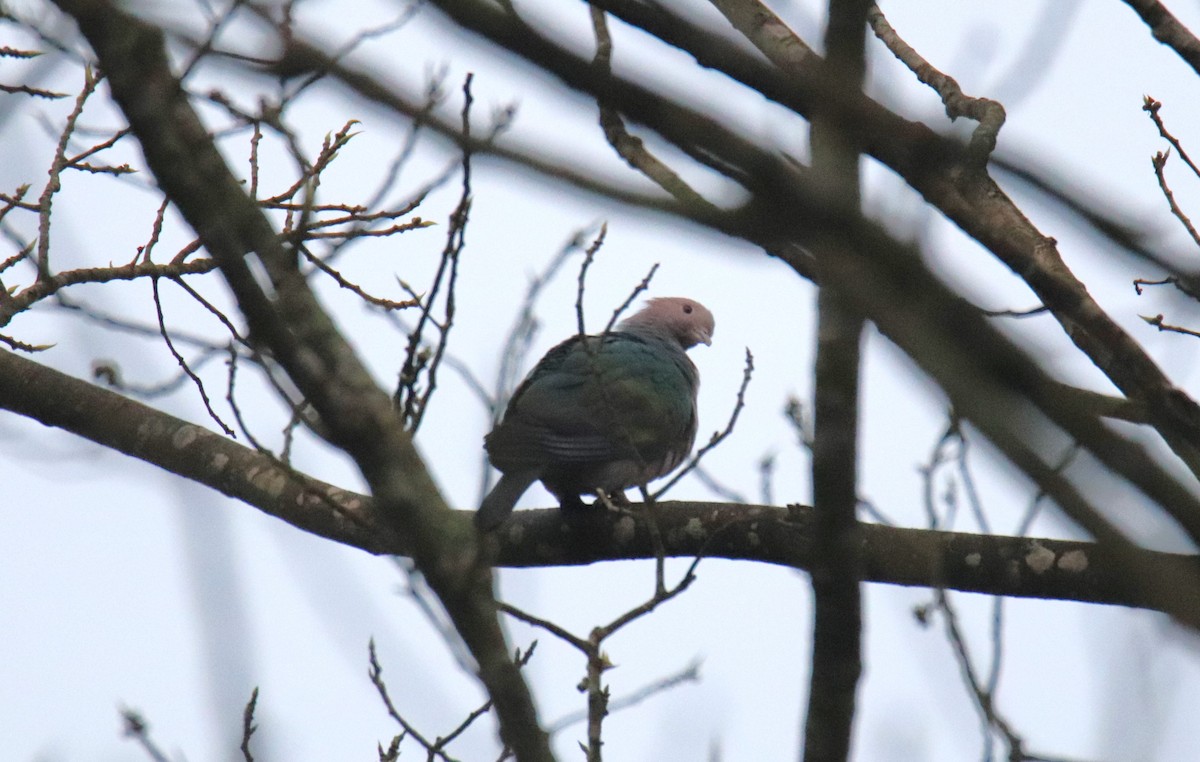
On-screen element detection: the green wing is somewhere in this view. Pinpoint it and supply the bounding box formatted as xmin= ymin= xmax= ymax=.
xmin=487 ymin=332 xmax=697 ymax=468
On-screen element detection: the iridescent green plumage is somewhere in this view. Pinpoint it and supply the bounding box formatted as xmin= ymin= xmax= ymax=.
xmin=476 ymin=297 xmax=714 ymax=530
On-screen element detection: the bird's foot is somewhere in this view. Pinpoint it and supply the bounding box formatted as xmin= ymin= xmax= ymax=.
xmin=593 ymin=489 xmax=630 ymax=511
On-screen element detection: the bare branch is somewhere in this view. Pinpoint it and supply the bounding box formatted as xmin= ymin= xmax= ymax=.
xmin=0 ymin=257 xmax=221 ymax=327
xmin=803 ymin=4 xmax=868 ymax=759
xmin=653 ymin=348 xmax=753 ymax=498
xmin=46 ymin=4 xmax=553 ymax=756
xmin=590 ymin=8 xmax=720 ymax=214
xmin=1142 ymin=312 xmax=1200 ymax=340
xmin=35 ymin=66 xmax=100 ymax=279
xmin=499 ymin=549 xmax=701 ymax=760
xmin=369 ymin=639 xmax=448 ymax=760
xmin=866 ymin=4 xmax=1004 ymax=170
xmin=1123 ymin=0 xmax=1200 ymax=78
xmin=152 ymin=276 xmax=236 ymax=436
xmin=3 ymin=342 xmax=1198 ymax=614
xmin=120 ymin=708 xmax=171 ymax=762
xmin=1150 ymin=149 xmax=1200 ymax=249
xmin=395 ymin=75 xmax=473 ymax=432
xmin=573 ymin=224 xmax=608 ymax=337
xmin=240 ymin=687 xmax=258 ymax=762
xmin=706 ymin=0 xmax=819 ymax=69
xmin=546 ymin=659 xmax=702 ymax=736
xmin=601 ymin=262 xmax=658 ymax=336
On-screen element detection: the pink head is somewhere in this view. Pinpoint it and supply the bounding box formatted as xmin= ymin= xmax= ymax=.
xmin=618 ymin=297 xmax=715 ymax=349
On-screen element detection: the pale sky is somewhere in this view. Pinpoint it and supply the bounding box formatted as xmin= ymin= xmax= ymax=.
xmin=4 ymin=1 xmax=1200 ymax=760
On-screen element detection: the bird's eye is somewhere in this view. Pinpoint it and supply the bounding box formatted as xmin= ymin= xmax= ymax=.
xmin=683 ymin=304 xmax=693 ymax=314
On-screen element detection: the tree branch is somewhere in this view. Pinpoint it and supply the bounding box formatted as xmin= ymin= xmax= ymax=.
xmin=2 ymin=346 xmax=1196 ymax=616
xmin=1122 ymin=0 xmax=1200 ymax=78
xmin=570 ymin=0 xmax=1200 ymax=481
xmin=803 ymin=2 xmax=869 ymax=759
xmin=414 ymin=0 xmax=1200 ymax=628
xmin=47 ymin=2 xmax=553 ymax=758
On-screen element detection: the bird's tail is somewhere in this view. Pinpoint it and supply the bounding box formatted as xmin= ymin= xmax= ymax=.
xmin=475 ymin=471 xmax=538 ymax=531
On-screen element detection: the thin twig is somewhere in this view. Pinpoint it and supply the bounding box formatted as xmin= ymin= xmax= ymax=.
xmin=953 ymin=427 xmax=992 ymax=535
xmin=1150 ymin=149 xmax=1200 ymax=249
xmin=601 ymin=262 xmax=658 ymax=335
xmin=1143 ymin=96 xmax=1200 ymax=179
xmin=653 ymin=348 xmax=754 ymax=498
xmin=151 ymin=276 xmax=235 ymax=436
xmin=867 ymin=4 xmax=1004 ymax=170
xmin=394 ymin=75 xmax=474 ymax=432
xmin=498 ymin=552 xmax=703 ymax=760
xmin=758 ymin=451 xmax=776 ymax=506
xmin=36 ymin=66 xmax=99 ymax=280
xmin=916 ymin=419 xmax=1079 ymax=762
xmin=692 ymin=463 xmax=748 ymax=503
xmin=438 ymin=642 xmax=539 ymax=752
xmin=240 ymin=687 xmax=259 ymax=762
xmin=391 ymin=556 xmax=475 ymax=671
xmin=589 ymin=7 xmax=721 ymax=213
xmin=53 ymin=291 xmax=228 ymax=349
xmin=225 ymin=343 xmax=272 ymax=453
xmin=1141 ymin=312 xmax=1200 ymax=339
xmin=119 ymin=708 xmax=171 ymax=762
xmin=1133 ymin=276 xmax=1200 ymax=301
xmin=981 ymin=305 xmax=1049 ymax=319
xmin=298 ymin=244 xmax=419 ymax=310
xmin=368 ymin=639 xmax=449 ymax=760
xmin=498 ymin=602 xmax=590 ymax=650
xmin=93 ymin=347 xmax=227 ymax=398
xmin=546 ymin=658 xmax=702 ymax=735
xmin=0 ymin=257 xmax=220 ymax=326
xmin=574 ymin=224 xmax=608 ymax=337
xmin=934 ymin=588 xmax=1030 ymax=761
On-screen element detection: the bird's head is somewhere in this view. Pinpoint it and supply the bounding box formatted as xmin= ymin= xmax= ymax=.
xmin=620 ymin=297 xmax=714 ymax=349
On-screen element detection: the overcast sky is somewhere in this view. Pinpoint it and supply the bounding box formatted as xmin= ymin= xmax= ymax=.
xmin=5 ymin=1 xmax=1200 ymax=760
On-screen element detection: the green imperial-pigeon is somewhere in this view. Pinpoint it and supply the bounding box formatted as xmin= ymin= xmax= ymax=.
xmin=475 ymin=297 xmax=714 ymax=530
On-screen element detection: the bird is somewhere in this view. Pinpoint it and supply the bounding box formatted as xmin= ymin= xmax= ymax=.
xmin=475 ymin=297 xmax=714 ymax=530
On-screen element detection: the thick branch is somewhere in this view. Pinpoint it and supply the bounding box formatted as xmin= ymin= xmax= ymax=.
xmin=417 ymin=0 xmax=1200 ymax=623
xmin=0 ymin=346 xmax=396 ymax=551
xmin=2 ymin=347 xmax=1197 ymax=616
xmin=1123 ymin=0 xmax=1200 ymax=78
xmin=48 ymin=2 xmax=552 ymax=758
xmin=803 ymin=2 xmax=869 ymax=759
xmin=572 ymin=0 xmax=1200 ymax=480
xmin=706 ymin=0 xmax=819 ymax=68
